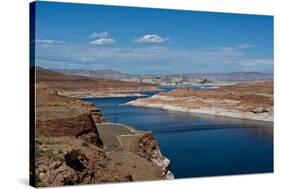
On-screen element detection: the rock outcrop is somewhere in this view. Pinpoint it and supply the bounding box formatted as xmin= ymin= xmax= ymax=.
xmin=35 ymin=137 xmax=133 ymax=187
xmin=90 ymin=108 xmax=106 ymax=123
xmin=35 ymin=85 xmax=129 ymax=186
xmin=34 ymin=83 xmax=171 ymax=187
xmin=37 ymin=113 xmax=102 ymax=146
xmin=36 ymin=85 xmax=104 ymax=147
xmin=126 ymin=132 xmax=174 ymax=179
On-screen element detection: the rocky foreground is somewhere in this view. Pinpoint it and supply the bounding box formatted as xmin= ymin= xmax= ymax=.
xmin=127 ymin=81 xmax=273 ymax=122
xmin=34 ymin=84 xmax=172 ymax=187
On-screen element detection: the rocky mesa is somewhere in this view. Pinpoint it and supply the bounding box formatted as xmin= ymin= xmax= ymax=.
xmin=36 ymin=67 xmax=159 ymax=98
xmin=127 ymin=81 xmax=273 ymax=122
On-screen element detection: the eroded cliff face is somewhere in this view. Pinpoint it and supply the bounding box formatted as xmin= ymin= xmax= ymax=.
xmin=35 ymin=85 xmax=130 ymax=186
xmin=36 ymin=85 xmax=104 ymax=147
xmin=35 ymin=136 xmax=134 ymax=187
xmin=34 ymin=84 xmax=172 ymax=187
xmin=90 ymin=108 xmax=107 ymax=123
xmin=120 ymin=132 xmax=174 ymax=180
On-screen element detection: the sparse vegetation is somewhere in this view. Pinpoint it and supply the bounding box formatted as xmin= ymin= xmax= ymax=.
xmin=81 ymin=141 xmax=89 ymax=147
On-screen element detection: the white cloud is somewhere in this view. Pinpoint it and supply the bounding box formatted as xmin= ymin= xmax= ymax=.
xmin=135 ymin=34 xmax=169 ymax=44
xmin=35 ymin=39 xmax=65 ymax=45
xmin=236 ymin=43 xmax=256 ymax=48
xmin=89 ymin=32 xmax=109 ymax=39
xmin=238 ymin=59 xmax=273 ymax=66
xmin=90 ymin=38 xmax=115 ymax=46
xmin=219 ymin=47 xmax=236 ymax=52
xmin=35 ymin=42 xmax=272 ymax=74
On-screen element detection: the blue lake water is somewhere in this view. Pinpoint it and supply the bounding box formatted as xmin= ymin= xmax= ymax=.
xmin=82 ymin=91 xmax=273 ymax=178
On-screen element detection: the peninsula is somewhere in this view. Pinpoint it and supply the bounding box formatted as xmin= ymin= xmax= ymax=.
xmin=127 ymin=81 xmax=273 ymax=122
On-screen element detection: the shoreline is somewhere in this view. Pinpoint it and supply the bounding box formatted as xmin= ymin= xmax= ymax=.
xmin=59 ymin=92 xmax=149 ymax=98
xmin=58 ymin=89 xmax=164 ymax=99
xmin=126 ymin=99 xmax=273 ymax=123
xmin=159 ymin=82 xmax=237 ymax=87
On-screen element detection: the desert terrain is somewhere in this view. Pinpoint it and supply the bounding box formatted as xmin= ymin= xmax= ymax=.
xmin=33 ymin=66 xmax=273 ymax=187
xmin=56 ymin=68 xmax=272 ymax=86
xmin=34 ymin=84 xmax=172 ymax=187
xmin=36 ymin=67 xmax=159 ymax=98
xmin=127 ymin=81 xmax=273 ymax=122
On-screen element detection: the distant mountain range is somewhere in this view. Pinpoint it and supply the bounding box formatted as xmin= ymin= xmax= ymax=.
xmin=54 ymin=68 xmax=132 ymax=80
xmin=53 ymin=68 xmax=273 ymax=85
xmin=172 ymin=72 xmax=273 ymax=81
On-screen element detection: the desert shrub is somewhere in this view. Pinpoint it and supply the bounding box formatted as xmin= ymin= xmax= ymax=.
xmin=81 ymin=141 xmax=89 ymax=147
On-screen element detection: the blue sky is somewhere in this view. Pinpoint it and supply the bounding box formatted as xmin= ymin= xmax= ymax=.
xmin=34 ymin=1 xmax=273 ymax=74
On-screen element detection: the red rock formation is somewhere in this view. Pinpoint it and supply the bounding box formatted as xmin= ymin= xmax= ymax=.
xmin=36 ymin=113 xmax=103 ymax=147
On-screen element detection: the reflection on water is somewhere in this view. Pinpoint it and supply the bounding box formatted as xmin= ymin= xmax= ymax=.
xmin=83 ymin=96 xmax=273 ymax=178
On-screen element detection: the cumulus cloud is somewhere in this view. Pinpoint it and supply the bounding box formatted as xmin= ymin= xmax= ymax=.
xmin=135 ymin=34 xmax=169 ymax=44
xmin=89 ymin=32 xmax=115 ymax=46
xmin=35 ymin=39 xmax=65 ymax=45
xmin=236 ymin=43 xmax=256 ymax=49
xmin=89 ymin=32 xmax=109 ymax=39
xmin=90 ymin=38 xmax=115 ymax=46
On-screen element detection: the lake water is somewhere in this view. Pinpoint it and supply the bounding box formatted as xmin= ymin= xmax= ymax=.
xmin=82 ymin=90 xmax=273 ymax=178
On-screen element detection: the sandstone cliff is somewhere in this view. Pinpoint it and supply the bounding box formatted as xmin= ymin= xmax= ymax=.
xmin=125 ymin=132 xmax=174 ymax=179
xmin=34 ymin=84 xmax=172 ymax=187
xmin=36 ymin=85 xmax=104 ymax=146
